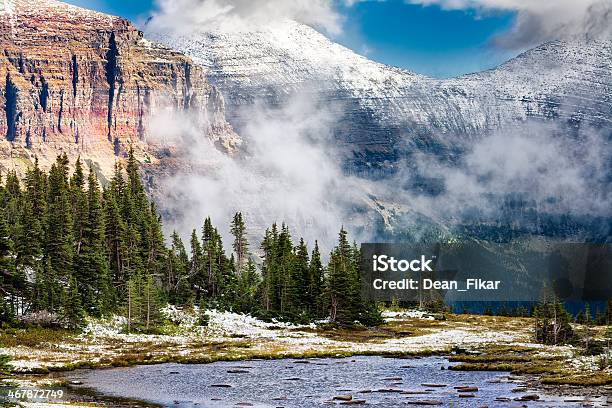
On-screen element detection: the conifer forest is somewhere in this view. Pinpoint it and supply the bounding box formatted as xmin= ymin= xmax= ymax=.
xmin=0 ymin=152 xmax=381 ymax=330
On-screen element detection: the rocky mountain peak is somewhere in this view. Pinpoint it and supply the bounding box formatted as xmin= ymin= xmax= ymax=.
xmin=0 ymin=0 xmax=238 ymax=179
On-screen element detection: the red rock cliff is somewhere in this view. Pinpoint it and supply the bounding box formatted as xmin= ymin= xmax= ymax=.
xmin=0 ymin=0 xmax=237 ymax=176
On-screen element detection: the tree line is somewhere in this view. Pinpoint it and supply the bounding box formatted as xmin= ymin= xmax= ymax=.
xmin=0 ymin=152 xmax=381 ymax=330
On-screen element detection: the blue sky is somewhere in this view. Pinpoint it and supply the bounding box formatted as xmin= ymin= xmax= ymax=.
xmin=66 ymin=0 xmax=519 ymax=78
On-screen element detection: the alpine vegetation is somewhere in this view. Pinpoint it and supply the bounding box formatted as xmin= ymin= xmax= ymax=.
xmin=0 ymin=152 xmax=380 ymax=330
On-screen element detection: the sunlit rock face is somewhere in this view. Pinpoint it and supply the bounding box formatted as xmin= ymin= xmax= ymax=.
xmin=0 ymin=0 xmax=237 ymax=178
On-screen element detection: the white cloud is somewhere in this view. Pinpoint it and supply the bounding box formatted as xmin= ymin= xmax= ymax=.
xmin=406 ymin=0 xmax=612 ymax=48
xmin=148 ymin=93 xmax=374 ymax=253
xmin=146 ymin=0 xmax=346 ymax=36
xmin=397 ymin=123 xmax=612 ymax=222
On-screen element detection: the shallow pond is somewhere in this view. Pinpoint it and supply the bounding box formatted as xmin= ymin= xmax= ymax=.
xmin=66 ymin=356 xmax=607 ymax=407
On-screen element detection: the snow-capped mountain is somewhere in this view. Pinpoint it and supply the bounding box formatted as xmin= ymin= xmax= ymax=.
xmin=148 ymin=20 xmax=612 ymax=173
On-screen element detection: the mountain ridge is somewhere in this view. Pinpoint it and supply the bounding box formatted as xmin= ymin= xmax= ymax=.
xmin=148 ymin=19 xmax=611 ymax=174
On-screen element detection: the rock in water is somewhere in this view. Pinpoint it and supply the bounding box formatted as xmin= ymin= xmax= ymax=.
xmin=516 ymin=394 xmax=540 ymax=401
xmin=455 ymin=386 xmax=479 ymax=392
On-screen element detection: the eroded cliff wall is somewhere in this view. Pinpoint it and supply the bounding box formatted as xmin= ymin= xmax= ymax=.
xmin=0 ymin=0 xmax=237 ymax=178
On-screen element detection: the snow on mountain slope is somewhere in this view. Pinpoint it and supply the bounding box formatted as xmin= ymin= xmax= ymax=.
xmin=145 ymin=19 xmax=611 ymax=242
xmin=147 ymin=19 xmax=612 ymax=174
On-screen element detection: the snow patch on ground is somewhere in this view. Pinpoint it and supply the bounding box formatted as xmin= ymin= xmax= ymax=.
xmin=81 ymin=315 xmax=127 ymax=338
xmin=382 ymin=310 xmax=436 ymax=321
xmin=160 ymin=304 xmax=200 ymax=329
xmin=204 ymin=309 xmax=308 ymax=338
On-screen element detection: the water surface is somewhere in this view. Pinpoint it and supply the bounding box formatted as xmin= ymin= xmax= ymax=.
xmin=67 ymin=356 xmax=603 ymax=407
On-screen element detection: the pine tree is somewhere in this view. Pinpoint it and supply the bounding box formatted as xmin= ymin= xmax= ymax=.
xmin=125 ymin=275 xmax=142 ymax=333
xmin=165 ymin=232 xmax=191 ymax=305
xmin=143 ymin=273 xmax=162 ymax=330
xmin=236 ymin=258 xmax=260 ymax=314
xmin=3 ymin=171 xmax=21 ymax=233
xmin=189 ymin=229 xmax=204 ymax=301
xmin=0 ymin=153 xmax=393 ymax=329
xmin=103 ymin=179 xmax=125 ymax=286
xmin=290 ymin=238 xmax=310 ymax=316
xmin=202 ymin=217 xmax=222 ymax=298
xmin=70 ymin=157 xmax=87 ymax=258
xmin=230 ymin=212 xmax=248 ymax=275
xmin=145 ymin=203 xmax=167 ymax=284
xmin=260 ymin=225 xmax=278 ymax=312
xmin=534 ymin=295 xmax=574 ymax=345
xmin=581 ymin=303 xmax=594 ymax=354
xmin=277 ymin=224 xmax=294 ymax=314
xmin=326 ymin=228 xmax=360 ymax=324
xmin=44 ymin=154 xmax=75 ymax=313
xmin=0 ymin=210 xmax=18 ymax=321
xmin=75 ymin=167 xmax=113 ymax=316
xmin=125 ymin=148 xmax=153 ymax=272
xmin=309 ymin=241 xmax=324 ymax=317
xmin=13 ymin=166 xmax=45 ymax=317
xmin=62 ymin=276 xmax=85 ymax=329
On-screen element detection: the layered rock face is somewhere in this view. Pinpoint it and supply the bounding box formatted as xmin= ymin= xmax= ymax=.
xmin=0 ymin=0 xmax=237 ymax=177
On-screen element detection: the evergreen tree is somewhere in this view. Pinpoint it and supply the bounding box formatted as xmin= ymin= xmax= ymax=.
xmin=309 ymin=241 xmax=324 ymax=317
xmin=533 ymin=295 xmax=574 ymax=345
xmin=125 ymin=275 xmax=142 ymax=333
xmin=165 ymin=232 xmax=191 ymax=305
xmin=260 ymin=224 xmax=279 ymax=312
xmin=581 ymin=303 xmax=594 ymax=354
xmin=104 ymin=164 xmax=127 ymax=287
xmin=236 ymin=258 xmax=260 ymax=314
xmin=202 ymin=217 xmax=223 ymax=298
xmin=276 ymin=224 xmax=294 ymax=314
xmin=143 ymin=273 xmax=162 ymax=330
xmin=145 ymin=203 xmax=167 ymax=284
xmin=0 ymin=153 xmax=391 ymax=330
xmin=3 ymin=171 xmax=21 ymax=233
xmin=189 ymin=229 xmax=204 ymax=301
xmin=0 ymin=211 xmax=18 ymax=321
xmin=75 ymin=167 xmax=113 ymax=316
xmin=70 ymin=157 xmax=87 ymax=258
xmin=62 ymin=276 xmax=85 ymax=329
xmin=230 ymin=212 xmax=248 ymax=275
xmin=44 ymin=154 xmax=75 ymax=312
xmin=326 ymin=228 xmax=360 ymax=324
xmin=290 ymin=238 xmax=310 ymax=316
xmin=20 ymin=158 xmax=47 ymax=280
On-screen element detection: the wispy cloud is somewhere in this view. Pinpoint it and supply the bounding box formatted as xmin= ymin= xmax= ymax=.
xmin=148 ymin=93 xmax=375 ymax=252
xmin=406 ymin=0 xmax=612 ymax=49
xmin=146 ymin=0 xmax=352 ymax=36
xmin=393 ymin=123 xmax=612 ymax=224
